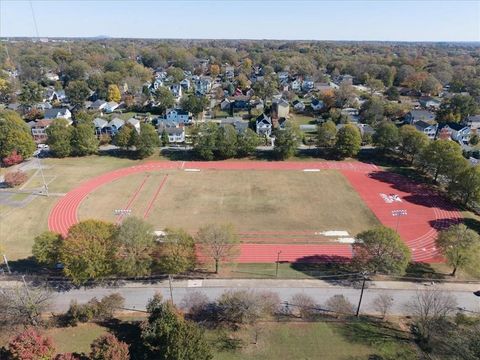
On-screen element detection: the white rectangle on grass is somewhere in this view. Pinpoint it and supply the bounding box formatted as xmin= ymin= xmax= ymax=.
xmin=316 ymin=231 xmax=350 ymax=236
xmin=184 ymin=169 xmax=201 ymax=172
xmin=187 ymin=280 xmax=203 ymax=287
xmin=337 ymin=237 xmax=356 ymax=244
xmin=303 ymin=169 xmax=321 ymax=172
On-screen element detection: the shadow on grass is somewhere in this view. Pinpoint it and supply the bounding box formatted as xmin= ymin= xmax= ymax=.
xmin=7 ymin=257 xmax=45 ymax=274
xmin=339 ymin=318 xmax=412 ymax=345
xmin=290 ymin=255 xmax=360 ymax=285
xmin=404 ymin=262 xmax=446 ymax=280
xmin=464 ymin=217 xmax=480 ymax=233
xmin=100 ymin=319 xmax=144 ymax=360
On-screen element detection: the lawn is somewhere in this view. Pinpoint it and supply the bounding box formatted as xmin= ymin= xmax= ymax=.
xmin=290 ymin=113 xmax=317 ymax=125
xmin=46 ymin=323 xmax=108 ymax=354
xmin=78 ymin=169 xmax=379 ymax=235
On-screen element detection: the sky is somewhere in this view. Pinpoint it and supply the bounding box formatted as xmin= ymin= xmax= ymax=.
xmin=0 ymin=0 xmax=479 ymax=42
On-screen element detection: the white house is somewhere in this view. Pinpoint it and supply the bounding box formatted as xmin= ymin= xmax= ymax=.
xmin=170 ymin=84 xmax=183 ymax=99
xmin=292 ymin=99 xmax=305 ymax=112
xmin=89 ymin=100 xmax=107 ymax=111
xmin=195 ymin=77 xmax=212 ymax=95
xmin=166 ymin=109 xmax=191 ymax=124
xmin=44 ymin=108 xmax=72 ymax=120
xmin=126 ymin=118 xmax=141 ymax=133
xmin=464 ymin=115 xmax=480 ymax=130
xmin=256 ymin=113 xmax=272 ymax=137
xmin=414 ymin=121 xmax=438 ymax=140
xmin=180 ymin=78 xmax=191 ymax=90
xmin=291 ymin=79 xmax=301 ymax=92
xmin=104 ymin=101 xmax=119 ymax=113
xmin=161 ymin=127 xmax=185 ymax=143
xmin=311 ymin=98 xmax=324 ymax=111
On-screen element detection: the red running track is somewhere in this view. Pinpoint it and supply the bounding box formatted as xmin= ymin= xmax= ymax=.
xmin=48 ymin=160 xmax=460 ymax=263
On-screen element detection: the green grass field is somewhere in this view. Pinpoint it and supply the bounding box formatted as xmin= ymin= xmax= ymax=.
xmin=78 ymin=169 xmax=379 ymax=235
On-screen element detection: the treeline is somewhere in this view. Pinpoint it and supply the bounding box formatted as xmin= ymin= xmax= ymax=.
xmin=32 ymin=218 xmax=239 ymax=285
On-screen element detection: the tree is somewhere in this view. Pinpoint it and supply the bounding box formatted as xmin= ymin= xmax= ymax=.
xmin=65 ymin=80 xmax=90 ymax=108
xmin=386 ymin=86 xmax=400 ymax=101
xmin=4 ymin=170 xmax=28 ymax=187
xmin=107 ymin=84 xmax=121 ymax=103
xmin=360 ymin=97 xmax=385 ymax=125
xmin=196 ymin=224 xmax=240 ymax=274
xmin=372 ymin=121 xmax=399 ymax=151
xmin=7 ymin=328 xmax=56 ymax=360
xmin=180 ymin=95 xmax=208 ymax=119
xmin=215 ymin=124 xmax=238 ymax=159
xmin=237 ymin=128 xmax=260 ymax=157
xmin=90 ymin=334 xmax=129 ymax=360
xmin=334 ymin=123 xmax=362 ymax=159
xmin=115 ymin=217 xmax=155 ymax=277
xmin=317 ymin=120 xmax=337 ymax=149
xmin=166 ymin=66 xmax=185 ymax=82
xmin=419 ymin=140 xmax=464 ymax=182
xmin=210 ymin=64 xmax=220 ymax=77
xmin=32 ymin=231 xmax=63 ymax=268
xmin=46 ymin=119 xmax=73 ymax=158
xmin=448 ymin=166 xmax=480 ymax=206
xmin=136 ymin=123 xmax=160 ymax=159
xmin=70 ymin=123 xmax=98 ymax=156
xmin=141 ymin=294 xmax=213 ymax=360
xmin=60 ymin=220 xmax=117 ymax=285
xmin=334 ymin=83 xmax=356 ymax=108
xmin=19 ymin=81 xmax=43 ymax=106
xmin=154 ymin=86 xmax=175 ymax=114
xmin=0 ymin=110 xmax=36 ymax=160
xmin=366 ymin=78 xmax=384 ymax=95
xmin=436 ymin=224 xmax=480 ymax=277
xmin=155 ymin=228 xmax=196 ymax=274
xmin=2 ymin=150 xmax=23 ymax=167
xmin=113 ymin=123 xmax=135 ymax=150
xmin=352 ymin=226 xmax=411 ymax=275
xmin=399 ymin=125 xmax=429 ymax=164
xmin=0 ymin=285 xmax=52 ymax=326
xmin=324 ymin=295 xmax=355 ymax=316
xmin=421 ymin=74 xmax=442 ymax=95
xmin=372 ymin=294 xmax=394 ymax=320
xmin=405 ymin=289 xmax=457 ymax=348
xmin=194 ymin=122 xmax=218 ymax=160
xmin=273 ymin=121 xmax=300 ymax=160
xmin=290 ymin=293 xmax=317 ymax=320
xmin=436 ymin=95 xmax=478 ymax=123
xmin=64 ymin=60 xmax=89 ymax=81
xmin=160 ymin=129 xmax=169 ymax=146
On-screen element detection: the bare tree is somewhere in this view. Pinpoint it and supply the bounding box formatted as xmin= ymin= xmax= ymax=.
xmin=404 ymin=289 xmax=457 ymax=345
xmin=0 ymin=285 xmax=52 ymax=326
xmin=372 ymin=293 xmax=394 ymax=320
xmin=196 ymin=224 xmax=240 ymax=274
xmin=324 ymin=294 xmax=355 ymax=317
xmin=290 ymin=293 xmax=317 ymax=320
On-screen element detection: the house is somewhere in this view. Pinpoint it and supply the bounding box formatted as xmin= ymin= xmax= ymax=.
xmin=107 ymin=117 xmax=125 ymax=135
xmin=246 ymin=88 xmax=255 ymax=97
xmin=464 ymin=115 xmax=480 ymax=130
xmin=315 ymin=82 xmax=336 ymax=94
xmin=291 ymin=79 xmax=301 ymax=92
xmin=292 ymin=99 xmax=305 ymax=112
xmin=35 ymin=102 xmax=52 ymax=111
xmin=311 ymin=98 xmax=324 ymax=111
xmin=169 ymin=84 xmax=183 ymax=99
xmin=341 ymin=108 xmax=360 ymax=123
xmin=44 ymin=108 xmax=72 ymax=120
xmin=438 ymin=123 xmax=471 ymax=144
xmin=180 ymin=78 xmax=191 ymax=90
xmin=152 ymin=78 xmax=164 ymax=90
xmin=162 ymin=127 xmax=185 ymax=143
xmin=340 ymin=74 xmax=354 ymax=85
xmin=126 ymin=118 xmax=141 ymax=133
xmin=277 ymin=71 xmax=289 ymax=82
xmin=414 ymin=120 xmax=438 ymax=140
xmin=302 ymin=78 xmax=315 ymax=92
xmin=225 ymin=65 xmax=235 ymax=80
xmin=256 ymin=113 xmax=272 ymax=137
xmin=104 ymin=101 xmax=119 ymax=113
xmin=220 ymin=117 xmax=249 ymax=133
xmin=355 ymin=123 xmax=375 ymax=138
xmin=30 ymin=119 xmax=53 ymax=143
xmin=194 ymin=77 xmax=212 ymax=95
xmin=93 ymin=118 xmax=108 ymax=136
xmin=220 ymin=99 xmax=233 ymax=111
xmin=89 ymin=100 xmax=107 ymax=111
xmin=419 ymin=97 xmax=441 ymax=110
xmin=166 ymin=109 xmax=191 ymax=124
xmin=271 ymin=99 xmax=290 ymax=120
xmin=250 ymin=98 xmax=264 ymax=111
xmin=405 ymin=110 xmax=435 ymax=124
xmin=231 ymin=95 xmax=251 ymax=110
xmin=44 ymin=88 xmax=67 ymax=103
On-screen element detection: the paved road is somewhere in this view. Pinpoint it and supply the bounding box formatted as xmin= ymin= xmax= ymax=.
xmin=12 ymin=279 xmax=479 ymax=315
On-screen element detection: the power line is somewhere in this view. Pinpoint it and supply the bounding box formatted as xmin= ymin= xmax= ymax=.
xmin=29 ymin=0 xmax=40 ymax=39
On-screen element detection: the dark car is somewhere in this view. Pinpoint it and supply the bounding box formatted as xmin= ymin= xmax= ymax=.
xmin=474 ymin=290 xmax=480 ymax=297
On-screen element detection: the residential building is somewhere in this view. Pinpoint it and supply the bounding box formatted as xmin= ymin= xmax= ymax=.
xmin=292 ymin=99 xmax=305 ymax=112
xmin=405 ymin=110 xmax=436 ymax=124
xmin=30 ymin=119 xmax=53 ymax=143
xmin=311 ymin=98 xmax=324 ymax=111
xmin=438 ymin=123 xmax=471 ymax=144
xmin=169 ymin=83 xmax=183 ymax=98
xmin=419 ymin=96 xmax=441 ymax=110
xmin=44 ymin=108 xmax=72 ymax=120
xmin=464 ymin=115 xmax=480 ymax=130
xmin=89 ymin=100 xmax=107 ymax=111
xmin=256 ymin=113 xmax=272 ymax=137
xmin=414 ymin=120 xmax=438 ymax=140
xmin=107 ymin=117 xmax=125 ymax=135
xmin=271 ymin=98 xmax=290 ymax=120
xmin=93 ymin=118 xmax=108 ymax=136
xmin=166 ymin=108 xmax=191 ymax=124
xmin=104 ymin=101 xmax=119 ymax=113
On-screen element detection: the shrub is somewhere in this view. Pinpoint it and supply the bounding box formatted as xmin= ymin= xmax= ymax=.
xmin=180 ymin=291 xmax=211 ymax=322
xmin=90 ymin=334 xmax=129 ymax=360
xmin=4 ymin=170 xmax=28 ymax=187
xmin=62 ymin=294 xmax=125 ymax=326
xmin=290 ymin=293 xmax=317 ymax=320
xmin=325 ymin=294 xmax=355 ymax=317
xmin=8 ymin=328 xmax=56 ymax=360
xmin=2 ymin=150 xmax=23 ymax=167
xmin=55 ymin=353 xmax=80 ymax=360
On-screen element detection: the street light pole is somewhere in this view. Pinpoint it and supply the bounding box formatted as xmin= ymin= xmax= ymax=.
xmin=275 ymin=251 xmax=282 ymax=278
xmin=391 ymin=209 xmax=407 ymax=232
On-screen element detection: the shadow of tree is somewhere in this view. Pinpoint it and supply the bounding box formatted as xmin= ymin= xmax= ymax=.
xmin=290 ymin=255 xmax=359 ymax=285
xmin=405 ymin=262 xmax=446 ymax=280
xmin=100 ymin=319 xmax=144 ymax=360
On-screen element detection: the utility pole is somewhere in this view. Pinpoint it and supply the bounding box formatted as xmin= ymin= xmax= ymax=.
xmin=3 ymin=254 xmax=11 ymax=274
xmin=168 ymin=274 xmax=174 ymax=303
xmin=355 ymin=272 xmax=368 ymax=317
xmin=275 ymin=250 xmax=282 ymax=278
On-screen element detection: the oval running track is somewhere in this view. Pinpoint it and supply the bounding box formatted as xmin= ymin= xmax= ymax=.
xmin=48 ymin=160 xmax=461 ymax=263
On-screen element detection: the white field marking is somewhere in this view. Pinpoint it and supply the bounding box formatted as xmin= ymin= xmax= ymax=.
xmin=184 ymin=169 xmax=201 ymax=172
xmin=303 ymin=169 xmax=321 ymax=172
xmin=337 ymin=237 xmax=356 ymax=244
xmin=187 ymin=280 xmax=203 ymax=287
xmin=315 ymin=231 xmax=350 ymax=236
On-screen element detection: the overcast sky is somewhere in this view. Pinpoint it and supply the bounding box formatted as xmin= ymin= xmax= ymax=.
xmin=0 ymin=0 xmax=479 ymax=41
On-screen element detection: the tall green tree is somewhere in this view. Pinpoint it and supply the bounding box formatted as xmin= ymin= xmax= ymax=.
xmin=215 ymin=124 xmax=237 ymax=159
xmin=196 ymin=224 xmax=240 ymax=274
xmin=334 ymin=123 xmax=362 ymax=159
xmin=155 ymin=228 xmax=196 ymax=274
xmin=115 ymin=217 xmax=155 ymax=277
xmin=19 ymin=81 xmax=43 ymax=106
xmin=114 ymin=123 xmax=136 ymax=150
xmin=448 ymin=166 xmax=480 ymax=206
xmin=236 ymin=128 xmax=260 ymax=157
xmin=436 ymin=224 xmax=480 ymax=277
xmin=317 ymin=120 xmax=337 ymax=149
xmin=141 ymin=295 xmax=213 ymax=360
xmin=360 ymin=97 xmax=385 ymax=125
xmin=273 ymin=121 xmax=300 ymax=160
xmin=399 ymin=125 xmax=429 ymax=164
xmin=194 ymin=122 xmax=218 ymax=160
xmin=180 ymin=95 xmax=208 ymax=119
xmin=71 ymin=123 xmax=98 ymax=156
xmin=0 ymin=110 xmax=36 ymax=160
xmin=65 ymin=80 xmax=90 ymax=108
xmin=352 ymin=226 xmax=411 ymax=275
xmin=419 ymin=140 xmax=464 ymax=182
xmin=154 ymin=86 xmax=175 ymax=114
xmin=46 ymin=118 xmax=73 ymax=158
xmin=106 ymin=84 xmax=121 ymax=103
xmin=32 ymin=231 xmax=63 ymax=268
xmin=136 ymin=123 xmax=160 ymax=159
xmin=60 ymin=220 xmax=117 ymax=285
xmin=373 ymin=121 xmax=399 ymax=151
